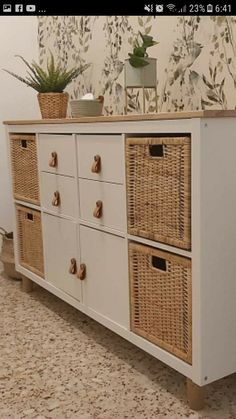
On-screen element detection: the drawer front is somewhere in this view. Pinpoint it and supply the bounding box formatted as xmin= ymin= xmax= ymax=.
xmin=79 ymin=179 xmax=125 ymax=232
xmin=77 ymin=134 xmax=124 ymax=183
xmin=39 ymin=134 xmax=76 ymax=177
xmin=41 ymin=172 xmax=78 ymax=219
xmin=80 ymin=225 xmax=129 ymax=328
xmin=42 ymin=214 xmax=82 ymax=301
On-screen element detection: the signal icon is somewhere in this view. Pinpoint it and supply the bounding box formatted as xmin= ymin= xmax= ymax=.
xmin=166 ymin=4 xmax=176 ymax=11
xmin=178 ymin=4 xmax=186 ymax=12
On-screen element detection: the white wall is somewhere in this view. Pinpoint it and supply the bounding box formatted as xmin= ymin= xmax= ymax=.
xmin=0 ymin=17 xmax=39 ymax=233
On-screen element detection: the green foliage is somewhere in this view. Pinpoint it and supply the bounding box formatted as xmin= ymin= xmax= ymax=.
xmin=128 ymin=32 xmax=158 ymax=68
xmin=3 ymin=53 xmax=90 ymax=93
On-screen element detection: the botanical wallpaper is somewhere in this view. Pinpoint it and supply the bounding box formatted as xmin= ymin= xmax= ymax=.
xmin=38 ymin=16 xmax=236 ymax=115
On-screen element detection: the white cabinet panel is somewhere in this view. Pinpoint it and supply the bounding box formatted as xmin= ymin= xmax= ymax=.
xmin=80 ymin=225 xmax=129 ymax=329
xmin=41 ymin=172 xmax=78 ymax=219
xmin=39 ymin=134 xmax=76 ymax=177
xmin=79 ymin=178 xmax=125 ymax=232
xmin=77 ymin=134 xmax=124 ymax=183
xmin=42 ymin=214 xmax=82 ymax=301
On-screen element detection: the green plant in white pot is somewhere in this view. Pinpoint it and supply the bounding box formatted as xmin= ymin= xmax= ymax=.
xmin=3 ymin=53 xmax=90 ymax=119
xmin=125 ymin=32 xmax=158 ymax=88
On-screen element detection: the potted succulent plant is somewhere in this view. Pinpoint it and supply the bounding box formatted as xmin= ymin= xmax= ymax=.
xmin=3 ymin=53 xmax=90 ymax=119
xmin=124 ymin=32 xmax=158 ymax=88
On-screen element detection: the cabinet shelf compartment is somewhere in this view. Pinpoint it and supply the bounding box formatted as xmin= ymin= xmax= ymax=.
xmin=129 ymin=242 xmax=192 ymax=363
xmin=16 ymin=205 xmax=44 ymax=277
xmin=10 ymin=134 xmax=40 ymax=205
xmin=126 ymin=136 xmax=191 ymax=250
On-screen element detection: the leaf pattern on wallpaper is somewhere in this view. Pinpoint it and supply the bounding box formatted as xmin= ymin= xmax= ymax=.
xmin=38 ymin=16 xmax=236 ymax=114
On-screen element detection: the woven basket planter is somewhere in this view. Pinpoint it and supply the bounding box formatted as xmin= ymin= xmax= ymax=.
xmin=38 ymin=92 xmax=69 ymax=119
xmin=129 ymin=242 xmax=192 ymax=363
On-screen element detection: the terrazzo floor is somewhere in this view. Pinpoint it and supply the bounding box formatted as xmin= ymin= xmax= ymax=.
xmin=1 ymin=272 xmax=236 ymax=419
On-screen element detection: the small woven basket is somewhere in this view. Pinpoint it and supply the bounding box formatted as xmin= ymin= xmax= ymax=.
xmin=38 ymin=92 xmax=69 ymax=119
xmin=126 ymin=136 xmax=191 ymax=250
xmin=10 ymin=134 xmax=40 ymax=205
xmin=129 ymin=242 xmax=192 ymax=363
xmin=16 ymin=205 xmax=44 ymax=278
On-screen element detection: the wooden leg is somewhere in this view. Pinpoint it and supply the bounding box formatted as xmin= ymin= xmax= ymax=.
xmin=186 ymin=378 xmax=205 ymax=410
xmin=22 ymin=275 xmax=33 ymax=292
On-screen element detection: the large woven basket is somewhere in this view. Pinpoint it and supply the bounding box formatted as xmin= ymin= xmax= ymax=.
xmin=10 ymin=134 xmax=40 ymax=205
xmin=38 ymin=92 xmax=69 ymax=119
xmin=129 ymin=242 xmax=192 ymax=363
xmin=16 ymin=205 xmax=44 ymax=278
xmin=126 ymin=136 xmax=191 ymax=250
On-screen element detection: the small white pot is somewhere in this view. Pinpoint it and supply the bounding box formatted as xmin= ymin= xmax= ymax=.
xmin=124 ymin=58 xmax=157 ymax=88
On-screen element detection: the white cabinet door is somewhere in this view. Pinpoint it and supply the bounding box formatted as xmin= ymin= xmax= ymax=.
xmin=41 ymin=172 xmax=78 ymax=219
xmin=42 ymin=214 xmax=82 ymax=301
xmin=39 ymin=134 xmax=76 ymax=177
xmin=77 ymin=134 xmax=124 ymax=184
xmin=79 ymin=178 xmax=125 ymax=232
xmin=80 ymin=225 xmax=129 ymax=329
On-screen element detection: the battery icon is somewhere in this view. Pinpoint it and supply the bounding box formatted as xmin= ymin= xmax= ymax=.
xmin=207 ymin=4 xmax=213 ymax=12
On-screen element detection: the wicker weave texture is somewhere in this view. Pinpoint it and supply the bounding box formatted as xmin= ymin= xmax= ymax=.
xmin=38 ymin=92 xmax=69 ymax=119
xmin=10 ymin=134 xmax=40 ymax=205
xmin=16 ymin=205 xmax=44 ymax=278
xmin=129 ymin=242 xmax=192 ymax=363
xmin=126 ymin=136 xmax=191 ymax=250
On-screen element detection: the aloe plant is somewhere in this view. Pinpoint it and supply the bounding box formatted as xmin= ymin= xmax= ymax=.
xmin=128 ymin=32 xmax=158 ymax=68
xmin=3 ymin=53 xmax=90 ymax=93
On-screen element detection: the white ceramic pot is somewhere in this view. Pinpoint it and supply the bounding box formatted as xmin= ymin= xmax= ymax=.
xmin=124 ymin=58 xmax=157 ymax=88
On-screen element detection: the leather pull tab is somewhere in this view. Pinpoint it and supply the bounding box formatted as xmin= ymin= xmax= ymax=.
xmin=91 ymin=155 xmax=101 ymax=173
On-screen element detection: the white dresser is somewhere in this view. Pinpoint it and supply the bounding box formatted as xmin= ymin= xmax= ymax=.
xmin=5 ymin=110 xmax=236 ymax=409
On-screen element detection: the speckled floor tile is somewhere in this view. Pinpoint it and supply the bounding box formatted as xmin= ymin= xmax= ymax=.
xmin=1 ymin=271 xmax=236 ymax=419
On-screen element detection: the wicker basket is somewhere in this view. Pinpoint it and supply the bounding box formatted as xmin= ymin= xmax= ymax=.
xmin=0 ymin=228 xmax=21 ymax=279
xmin=38 ymin=92 xmax=69 ymax=119
xmin=10 ymin=134 xmax=40 ymax=205
xmin=126 ymin=136 xmax=191 ymax=250
xmin=16 ymin=205 xmax=44 ymax=278
xmin=129 ymin=242 xmax=192 ymax=363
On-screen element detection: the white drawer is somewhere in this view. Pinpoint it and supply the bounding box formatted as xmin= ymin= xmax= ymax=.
xmin=79 ymin=179 xmax=125 ymax=232
xmin=41 ymin=172 xmax=78 ymax=218
xmin=39 ymin=134 xmax=76 ymax=177
xmin=77 ymin=134 xmax=124 ymax=183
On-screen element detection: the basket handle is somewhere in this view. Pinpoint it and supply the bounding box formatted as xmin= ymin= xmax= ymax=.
xmin=0 ymin=227 xmax=7 ymax=236
xmin=69 ymin=258 xmax=77 ymax=275
xmin=151 ymin=256 xmax=167 ymax=272
xmin=93 ymin=200 xmax=103 ymax=218
xmin=77 ymin=263 xmax=86 ymax=280
xmin=91 ymin=155 xmax=101 ymax=173
xmin=49 ymin=151 xmax=58 ymax=168
xmin=52 ymin=191 xmax=60 ymax=207
xmin=149 ymin=144 xmax=164 ymax=157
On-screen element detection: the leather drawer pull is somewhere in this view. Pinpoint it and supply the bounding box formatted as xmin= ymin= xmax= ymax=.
xmin=52 ymin=191 xmax=60 ymax=207
xmin=78 ymin=263 xmax=86 ymax=280
xmin=91 ymin=155 xmax=101 ymax=173
xmin=69 ymin=258 xmax=77 ymax=274
xmin=49 ymin=151 xmax=58 ymax=167
xmin=93 ymin=200 xmax=103 ymax=218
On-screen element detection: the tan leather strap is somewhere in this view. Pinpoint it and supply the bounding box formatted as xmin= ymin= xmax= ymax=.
xmin=69 ymin=258 xmax=77 ymax=274
xmin=77 ymin=263 xmax=86 ymax=280
xmin=91 ymin=155 xmax=101 ymax=173
xmin=93 ymin=200 xmax=103 ymax=218
xmin=49 ymin=151 xmax=58 ymax=168
xmin=52 ymin=191 xmax=60 ymax=207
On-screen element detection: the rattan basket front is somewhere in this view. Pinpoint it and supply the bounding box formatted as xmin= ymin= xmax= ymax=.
xmin=38 ymin=92 xmax=69 ymax=119
xmin=129 ymin=242 xmax=192 ymax=363
xmin=10 ymin=134 xmax=40 ymax=205
xmin=16 ymin=205 xmax=44 ymax=278
xmin=126 ymin=136 xmax=191 ymax=250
